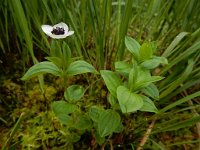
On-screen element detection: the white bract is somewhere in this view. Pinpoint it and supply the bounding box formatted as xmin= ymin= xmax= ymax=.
xmin=41 ymin=22 xmax=74 ymax=39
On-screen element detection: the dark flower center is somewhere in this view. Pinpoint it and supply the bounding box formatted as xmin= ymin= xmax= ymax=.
xmin=51 ymin=27 xmax=65 ymax=35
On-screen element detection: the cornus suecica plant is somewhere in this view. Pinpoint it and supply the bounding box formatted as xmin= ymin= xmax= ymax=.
xmin=41 ymin=22 xmax=74 ymax=39
xmin=22 ymin=22 xmax=97 ymax=82
xmin=101 ymin=36 xmax=168 ymax=114
xmin=21 ymin=22 xmax=98 ymax=146
xmin=22 ymin=21 xmax=97 ymax=111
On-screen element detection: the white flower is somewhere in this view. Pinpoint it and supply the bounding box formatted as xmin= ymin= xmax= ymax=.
xmin=41 ymin=22 xmax=74 ymax=39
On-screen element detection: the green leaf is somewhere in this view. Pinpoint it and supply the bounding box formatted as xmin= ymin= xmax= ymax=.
xmin=128 ymin=64 xmax=137 ymax=91
xmin=51 ymin=101 xmax=77 ymax=125
xmin=141 ymin=56 xmax=168 ymax=69
xmin=94 ymin=130 xmax=105 ymax=145
xmin=74 ymin=115 xmax=93 ymax=130
xmin=150 ymin=76 xmax=164 ymax=82
xmin=62 ymin=42 xmax=71 ymax=60
xmin=142 ymin=83 xmax=159 ymax=100
xmin=114 ymin=122 xmax=124 ymax=133
xmin=50 ymin=40 xmax=62 ymax=57
xmin=135 ymin=67 xmax=151 ymax=85
xmin=137 ymin=76 xmax=164 ymax=89
xmin=100 ymin=70 xmax=122 ymax=98
xmin=117 ymin=86 xmax=143 ymax=113
xmin=98 ymin=109 xmax=121 ymax=137
xmin=45 ymin=56 xmax=63 ymax=69
xmin=140 ymin=96 xmax=158 ymax=113
xmin=139 ymin=42 xmax=153 ymax=61
xmin=125 ymin=36 xmax=140 ymax=60
xmin=21 ymin=61 xmax=61 ymax=80
xmin=134 ymin=67 xmax=164 ymax=90
xmin=62 ymin=42 xmax=72 ymax=67
xmin=64 ymin=85 xmax=85 ymax=102
xmin=133 ymin=67 xmax=151 ymax=90
xmin=89 ymin=106 xmax=104 ymax=123
xmin=108 ymin=94 xmax=119 ymax=110
xmin=115 ymin=61 xmax=132 ymax=76
xmin=66 ymin=60 xmax=98 ymax=76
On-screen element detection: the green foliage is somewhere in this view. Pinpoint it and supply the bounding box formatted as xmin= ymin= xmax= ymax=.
xmin=141 ymin=83 xmax=159 ymax=100
xmin=89 ymin=106 xmax=122 ymax=139
xmin=74 ymin=114 xmax=93 ymax=130
xmin=97 ymin=109 xmax=121 ymax=137
xmin=2 ymin=113 xmax=25 ymax=150
xmin=160 ymin=116 xmax=200 ymax=132
xmin=66 ymin=60 xmax=98 ymax=76
xmin=21 ymin=61 xmax=61 ymax=80
xmin=100 ymin=70 xmax=122 ymax=98
xmin=117 ymin=86 xmax=143 ymax=113
xmin=141 ymin=56 xmax=168 ymax=69
xmin=139 ymin=96 xmax=158 ymax=113
xmin=89 ymin=106 xmax=104 ymax=123
xmin=125 ymin=36 xmax=141 ymax=60
xmin=51 ymin=101 xmax=77 ymax=125
xmin=139 ymin=42 xmax=153 ymax=61
xmin=21 ymin=42 xmax=98 ymax=92
xmin=101 ymin=38 xmax=165 ymax=114
xmin=64 ymin=85 xmax=85 ymax=102
xmin=115 ymin=61 xmax=132 ymax=76
xmin=1 ymin=0 xmax=200 ymax=149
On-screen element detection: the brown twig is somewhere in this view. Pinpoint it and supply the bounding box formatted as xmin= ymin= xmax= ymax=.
xmin=136 ymin=117 xmax=157 ymax=150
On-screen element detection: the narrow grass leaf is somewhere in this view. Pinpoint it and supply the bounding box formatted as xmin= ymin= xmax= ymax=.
xmin=160 ymin=116 xmax=200 ymax=132
xmin=162 ymin=32 xmax=189 ymax=57
xmin=2 ymin=113 xmax=25 ymax=150
xmin=159 ymin=91 xmax=200 ymax=114
xmin=161 ymin=40 xmax=200 ymax=74
xmin=160 ymin=60 xmax=194 ymax=98
xmin=10 ymin=0 xmax=35 ymax=60
xmin=117 ymin=0 xmax=134 ymax=60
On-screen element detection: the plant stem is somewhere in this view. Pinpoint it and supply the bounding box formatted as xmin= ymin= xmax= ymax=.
xmin=136 ymin=117 xmax=157 ymax=150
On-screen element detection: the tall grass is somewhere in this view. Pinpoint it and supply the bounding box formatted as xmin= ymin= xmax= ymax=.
xmin=1 ymin=0 xmax=200 ymax=67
